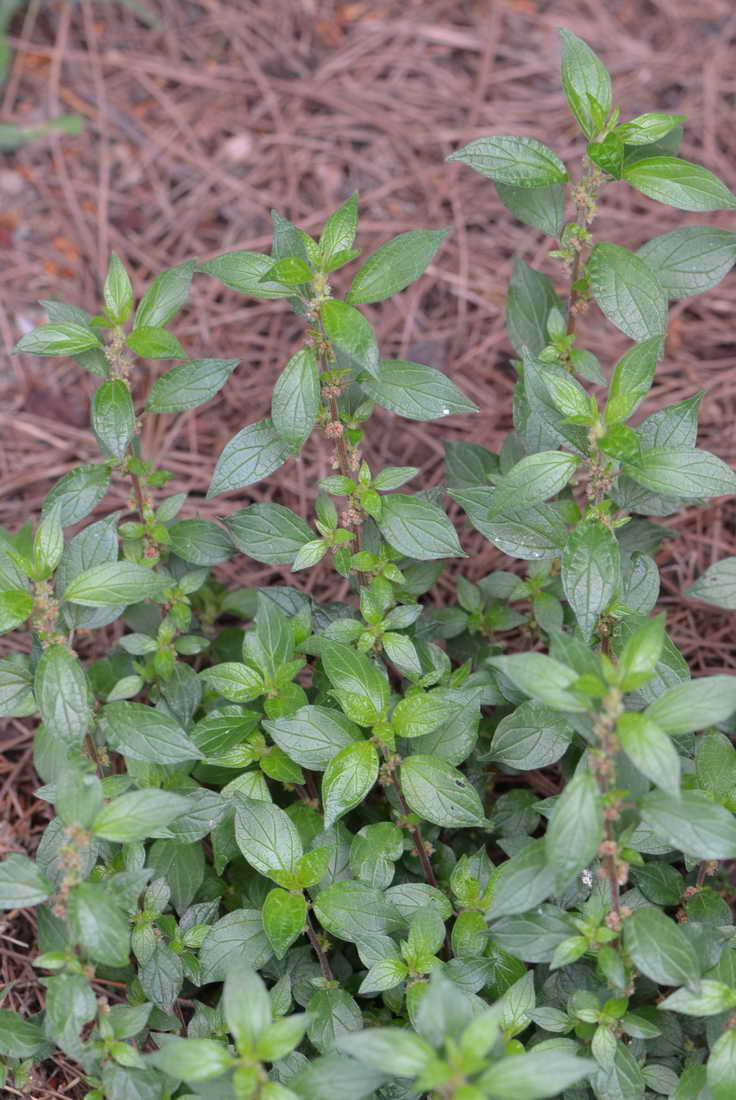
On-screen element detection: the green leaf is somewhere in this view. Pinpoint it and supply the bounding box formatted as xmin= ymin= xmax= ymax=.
xmin=145 ymin=358 xmax=239 ymax=413
xmin=488 ymin=702 xmax=572 ymax=770
xmin=321 ymin=299 xmax=379 ymax=378
xmin=234 ymin=795 xmax=303 ymax=877
xmin=126 ymin=326 xmax=186 ymax=360
xmin=488 ymin=652 xmax=588 ymax=712
xmin=448 ymin=135 xmax=568 ymax=187
xmin=271 ymin=209 xmax=311 ymax=263
xmin=617 ymin=713 xmax=680 ymax=795
xmin=506 ymin=258 xmax=564 ymax=357
xmin=91 ymin=379 xmax=135 ymax=460
xmin=486 ymin=838 xmax=557 ymax=920
xmin=256 ymin=1013 xmax=311 ymax=1063
xmin=320 ymin=193 xmax=359 ymax=263
xmin=561 ymin=517 xmax=620 ymax=640
xmin=623 ymin=156 xmax=736 ymax=211
xmin=223 ymin=960 xmax=272 ymax=1049
xmin=0 ymin=589 xmax=32 ymax=633
xmin=225 ymin=502 xmax=313 ymax=565
xmin=134 ymin=260 xmax=194 ymax=328
xmin=43 ymin=463 xmax=111 ymax=525
xmin=197 ymin=250 xmax=297 ymax=298
xmin=272 ymin=347 xmax=320 ymax=448
xmin=545 ymin=769 xmax=602 ymax=885
xmin=262 ymin=888 xmax=307 ymax=959
xmin=696 ymin=731 xmax=736 ymax=803
xmin=623 ymin=906 xmax=700 ymax=986
xmin=335 ymin=1028 xmax=434 ymax=1077
xmin=588 ymin=132 xmax=625 ymax=179
xmin=103 ymin=251 xmax=134 ymax=323
xmin=14 ymin=321 xmax=102 ymax=356
xmin=495 ymin=182 xmax=566 ymax=238
xmin=640 ymin=790 xmax=736 ymax=859
xmin=520 ymin=356 xmax=590 ymax=455
xmin=189 ymin=707 xmax=258 ymax=757
xmin=313 ymin=880 xmax=404 ymax=942
xmin=346 ymin=228 xmax=448 ymax=304
xmin=44 ymin=970 xmax=96 ymax=1054
xmin=399 ymin=753 xmax=485 ymax=827
xmin=263 ymin=256 xmax=313 ymax=285
xmin=63 ymin=561 xmax=167 ymax=606
xmin=69 ymin=882 xmax=130 ymax=966
xmin=377 ymin=493 xmax=465 ymax=561
xmin=34 ymin=643 xmax=91 ymax=746
xmin=200 ymin=661 xmax=264 ymax=703
xmin=291 ymin=1052 xmax=386 ymax=1100
xmin=263 ymin=705 xmax=358 ymax=770
xmin=208 ymin=418 xmax=293 ymax=498
xmin=659 ymin=980 xmax=736 ymax=1017
xmin=617 ymin=112 xmax=688 ymax=145
xmin=199 ymin=908 xmax=272 ymax=983
xmin=32 ymin=502 xmax=63 ymax=581
xmin=168 ymin=518 xmax=233 ymax=566
xmin=605 ymin=336 xmax=662 ymax=424
xmin=536 ymin=363 xmax=591 ymax=420
xmin=0 ymin=654 xmax=35 ymax=717
xmin=92 ymin=789 xmax=191 ymax=842
xmin=637 ymin=226 xmax=736 ymax=300
xmin=322 ymin=740 xmax=379 ymax=828
xmin=392 ymin=689 xmax=456 ymax=740
xmin=307 ymin=987 xmax=362 ymax=1054
xmin=0 ymin=1009 xmax=44 ymax=1058
xmin=140 ymin=942 xmax=183 ymax=1009
xmin=625 ymin=446 xmax=736 ymax=499
xmin=708 ymin=1028 xmax=736 ymax=1100
xmin=372 ymin=466 xmax=420 ymax=492
xmin=478 ymin=495 xmax=556 ymax=570
xmin=588 ymin=242 xmax=667 ymax=341
xmin=148 ymin=839 xmax=204 ymax=913
xmin=479 ymin=1049 xmax=595 ymax=1099
xmin=0 ymin=853 xmax=52 ymax=909
xmin=593 ymin=1039 xmax=646 ymax=1098
xmin=99 ymin=700 xmax=203 ymax=764
xmin=360 ymin=359 xmax=478 ymax=421
xmin=559 ymin=28 xmax=612 ymax=138
xmin=149 ymin=1037 xmax=234 ymax=1081
xmin=490 ymin=451 xmax=580 ymax=517
xmin=645 ymin=675 xmax=736 ymax=735
xmin=56 ymin=514 xmax=121 ymax=630
xmin=687 ymin=556 xmax=736 ymax=609
xmin=320 ymin=640 xmax=389 ymax=726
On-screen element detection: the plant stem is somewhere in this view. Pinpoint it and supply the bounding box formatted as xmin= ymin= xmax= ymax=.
xmin=393 ymin=776 xmax=439 ymax=890
xmin=329 ymin=396 xmax=352 ymax=480
xmin=696 ymin=860 xmax=718 ymax=887
xmin=394 ymin=779 xmax=451 ymax=959
xmin=328 ymin=395 xmax=365 ymax=556
xmin=565 ymin=240 xmax=586 ymax=340
xmin=304 ymin=769 xmax=319 ymax=805
xmin=601 ymin=799 xmax=622 ymax=929
xmin=591 ymin=690 xmax=625 ymax=935
xmin=306 ymin=913 xmax=334 ymax=982
xmin=565 ymin=159 xmax=602 ymax=340
xmin=129 ymin=461 xmax=147 ymax=525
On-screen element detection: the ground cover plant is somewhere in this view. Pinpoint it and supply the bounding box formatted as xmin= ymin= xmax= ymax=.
xmin=3 ymin=26 xmax=736 ymax=1100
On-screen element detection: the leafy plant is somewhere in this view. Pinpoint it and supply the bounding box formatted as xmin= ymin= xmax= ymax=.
xmin=3 ymin=27 xmax=736 ymax=1100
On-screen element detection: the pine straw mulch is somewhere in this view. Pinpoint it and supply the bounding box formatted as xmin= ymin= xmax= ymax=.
xmin=1 ymin=1 xmax=736 ymax=1094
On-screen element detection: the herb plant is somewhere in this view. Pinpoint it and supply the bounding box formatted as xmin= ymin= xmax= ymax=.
xmin=3 ymin=27 xmax=736 ymax=1100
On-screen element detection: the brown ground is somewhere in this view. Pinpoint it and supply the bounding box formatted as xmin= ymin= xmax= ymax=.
xmin=1 ymin=1 xmax=736 ymax=1094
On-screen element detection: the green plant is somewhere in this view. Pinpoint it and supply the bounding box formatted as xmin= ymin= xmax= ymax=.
xmin=3 ymin=26 xmax=736 ymax=1100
